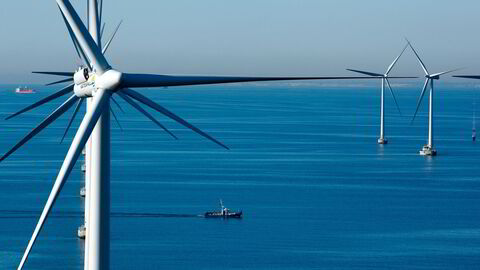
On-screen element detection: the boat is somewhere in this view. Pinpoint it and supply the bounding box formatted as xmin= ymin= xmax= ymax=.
xmin=15 ymin=86 xmax=36 ymax=94
xmin=204 ymin=199 xmax=242 ymax=218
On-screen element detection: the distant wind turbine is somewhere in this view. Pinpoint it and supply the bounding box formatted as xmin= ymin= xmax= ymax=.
xmin=2 ymin=1 xmax=411 ymax=270
xmin=452 ymin=75 xmax=480 ymax=142
xmin=347 ymin=43 xmax=415 ymax=144
xmin=407 ymin=39 xmax=461 ymax=156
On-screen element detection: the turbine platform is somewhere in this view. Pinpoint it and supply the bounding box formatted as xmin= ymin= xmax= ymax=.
xmin=77 ymin=224 xmax=86 ymax=239
xmin=419 ymin=145 xmax=437 ymax=156
xmin=378 ymin=138 xmax=388 ymax=144
xmin=80 ymin=186 xmax=86 ymax=197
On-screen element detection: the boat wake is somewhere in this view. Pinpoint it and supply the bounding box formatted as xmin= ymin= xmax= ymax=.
xmin=0 ymin=210 xmax=201 ymax=219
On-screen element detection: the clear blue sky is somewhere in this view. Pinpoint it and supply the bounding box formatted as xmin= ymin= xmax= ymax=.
xmin=1 ymin=0 xmax=479 ymax=83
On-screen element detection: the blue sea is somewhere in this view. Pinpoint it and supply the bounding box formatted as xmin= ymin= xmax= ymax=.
xmin=0 ymin=83 xmax=479 ymax=269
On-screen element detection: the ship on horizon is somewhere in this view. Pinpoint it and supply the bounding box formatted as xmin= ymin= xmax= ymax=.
xmin=15 ymin=86 xmax=36 ymax=94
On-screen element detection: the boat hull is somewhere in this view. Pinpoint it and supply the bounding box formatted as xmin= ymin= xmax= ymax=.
xmin=204 ymin=211 xmax=242 ymax=218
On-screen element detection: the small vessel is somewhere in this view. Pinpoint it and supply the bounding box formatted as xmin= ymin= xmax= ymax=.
xmin=15 ymin=86 xmax=36 ymax=94
xmin=205 ymin=199 xmax=242 ymax=218
xmin=81 ymin=163 xmax=86 ymax=173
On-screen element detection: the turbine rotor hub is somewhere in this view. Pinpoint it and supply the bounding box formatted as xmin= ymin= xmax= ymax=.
xmin=96 ymin=69 xmax=123 ymax=91
xmin=74 ymin=69 xmax=123 ymax=98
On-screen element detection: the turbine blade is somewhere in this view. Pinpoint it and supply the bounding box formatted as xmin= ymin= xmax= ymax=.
xmin=110 ymin=95 xmax=125 ymax=113
xmin=117 ymin=91 xmax=177 ymax=139
xmin=110 ymin=106 xmax=123 ymax=131
xmin=46 ymin=78 xmax=74 ymax=86
xmin=59 ymin=5 xmax=81 ymax=59
xmin=16 ymin=90 xmax=110 ymax=270
xmin=453 ymin=75 xmax=480 ymax=80
xmin=32 ymin=71 xmax=74 ymax=77
xmin=1 ymin=95 xmax=79 ymax=162
xmin=57 ymin=0 xmax=111 ymax=74
xmin=124 ymin=89 xmax=229 ymax=148
xmin=385 ymin=78 xmax=402 ymax=116
xmin=87 ymin=0 xmax=90 ymax=31
xmin=346 ymin=69 xmax=383 ymax=77
xmin=411 ymin=79 xmax=430 ymax=124
xmin=61 ymin=98 xmax=84 ymax=143
xmin=430 ymin=68 xmax=464 ymax=78
xmin=59 ymin=5 xmax=91 ymax=70
xmin=102 ymin=20 xmax=123 ymax=55
xmin=100 ymin=22 xmax=106 ymax=41
xmin=121 ymin=73 xmax=387 ymax=88
xmin=406 ymin=39 xmax=429 ymax=75
xmin=6 ymin=84 xmax=74 ymax=120
xmin=386 ymin=43 xmax=409 ymax=75
xmin=98 ymin=0 xmax=103 ymax=26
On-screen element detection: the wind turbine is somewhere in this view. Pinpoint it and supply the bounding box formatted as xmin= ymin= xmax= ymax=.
xmin=2 ymin=1 xmax=409 ymax=269
xmin=407 ymin=39 xmax=460 ymax=156
xmin=452 ymin=75 xmax=480 ymax=142
xmin=347 ymin=43 xmax=414 ymax=144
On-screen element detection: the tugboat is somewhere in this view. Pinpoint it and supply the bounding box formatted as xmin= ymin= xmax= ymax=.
xmin=205 ymin=200 xmax=242 ymax=218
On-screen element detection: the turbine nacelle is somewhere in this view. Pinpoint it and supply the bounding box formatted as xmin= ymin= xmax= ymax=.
xmin=73 ymin=67 xmax=89 ymax=84
xmin=73 ymin=69 xmax=122 ymax=97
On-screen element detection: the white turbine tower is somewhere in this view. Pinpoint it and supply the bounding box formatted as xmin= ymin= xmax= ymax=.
xmin=347 ymin=43 xmax=414 ymax=144
xmin=48 ymin=0 xmax=123 ymax=266
xmin=407 ymin=40 xmax=460 ymax=156
xmin=2 ymin=1 xmax=411 ymax=269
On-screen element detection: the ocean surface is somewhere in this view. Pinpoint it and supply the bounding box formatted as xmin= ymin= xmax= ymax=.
xmin=0 ymin=83 xmax=479 ymax=269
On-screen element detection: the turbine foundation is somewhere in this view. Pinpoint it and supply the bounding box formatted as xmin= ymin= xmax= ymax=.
xmin=77 ymin=224 xmax=86 ymax=239
xmin=377 ymin=138 xmax=388 ymax=144
xmin=419 ymin=145 xmax=437 ymax=156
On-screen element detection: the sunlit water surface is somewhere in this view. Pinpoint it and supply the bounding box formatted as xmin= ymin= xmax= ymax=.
xmin=0 ymin=84 xmax=479 ymax=269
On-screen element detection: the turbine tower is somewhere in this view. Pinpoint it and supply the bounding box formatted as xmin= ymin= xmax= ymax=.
xmin=2 ymin=1 xmax=412 ymax=269
xmin=86 ymin=0 xmax=103 ymax=269
xmin=407 ymin=40 xmax=459 ymax=156
xmin=347 ymin=43 xmax=413 ymax=144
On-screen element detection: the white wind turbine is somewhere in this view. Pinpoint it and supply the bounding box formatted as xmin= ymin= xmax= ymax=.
xmin=347 ymin=43 xmax=414 ymax=144
xmin=2 ymin=1 xmax=402 ymax=269
xmin=35 ymin=1 xmax=124 ymax=267
xmin=407 ymin=39 xmax=460 ymax=156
